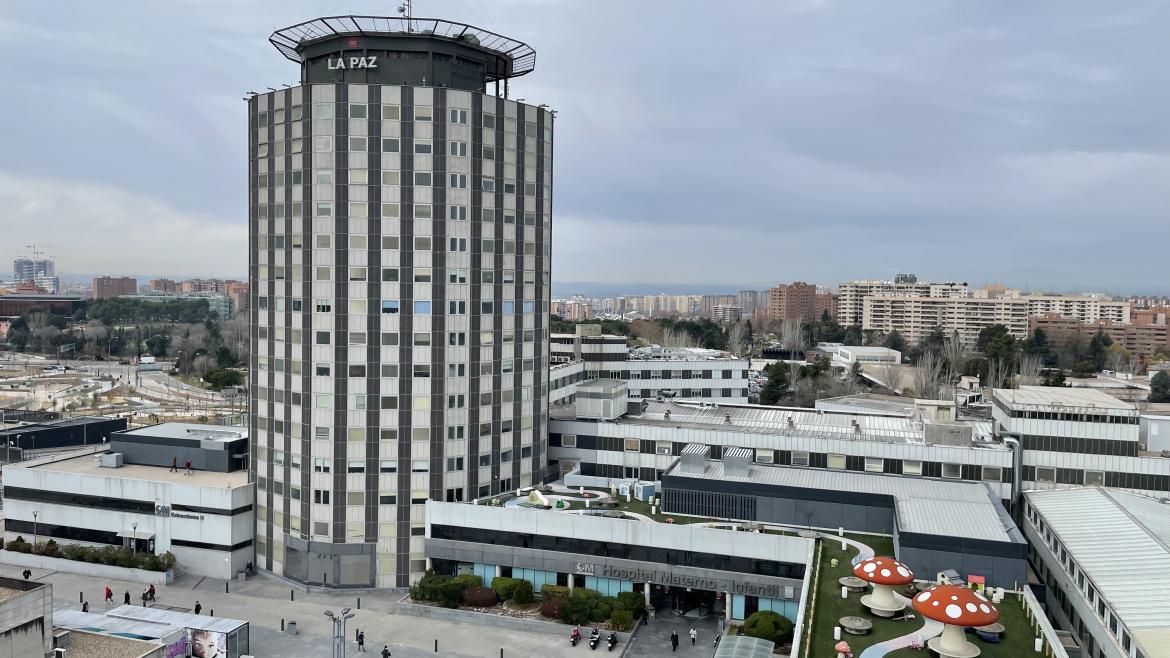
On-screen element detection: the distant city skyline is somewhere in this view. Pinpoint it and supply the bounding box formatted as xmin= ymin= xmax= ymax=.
xmin=1 ymin=1 xmax=1167 ymax=289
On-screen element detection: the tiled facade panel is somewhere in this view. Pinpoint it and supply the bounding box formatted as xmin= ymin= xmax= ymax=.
xmin=250 ymin=84 xmax=553 ymax=587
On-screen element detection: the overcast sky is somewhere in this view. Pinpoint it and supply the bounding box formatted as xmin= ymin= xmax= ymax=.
xmin=1 ymin=1 xmax=1167 ymax=293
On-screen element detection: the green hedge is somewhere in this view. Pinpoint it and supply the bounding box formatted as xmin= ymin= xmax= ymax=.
xmin=2 ymin=538 xmax=174 ymax=572
xmin=610 ymin=609 xmax=635 ymax=631
xmin=491 ymin=576 xmax=527 ymax=601
xmin=540 ymin=584 xmax=570 ymax=598
xmin=744 ymin=610 xmax=794 ymax=644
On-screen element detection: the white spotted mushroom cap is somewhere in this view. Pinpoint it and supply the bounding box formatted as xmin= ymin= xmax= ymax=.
xmin=852 ymin=556 xmax=915 ymax=585
xmin=911 ymin=584 xmax=1000 ymax=627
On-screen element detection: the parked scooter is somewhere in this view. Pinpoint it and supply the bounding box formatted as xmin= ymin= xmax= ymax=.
xmin=588 ymin=628 xmax=600 ymax=650
xmin=570 ymin=626 xmax=581 ymax=647
xmin=607 ymin=632 xmax=617 ymax=651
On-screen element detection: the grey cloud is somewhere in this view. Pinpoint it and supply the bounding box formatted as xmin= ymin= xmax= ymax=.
xmin=0 ymin=0 xmax=1165 ymax=291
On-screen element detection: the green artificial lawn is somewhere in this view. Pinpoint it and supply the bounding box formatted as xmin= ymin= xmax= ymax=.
xmin=805 ymin=537 xmax=1040 ymax=658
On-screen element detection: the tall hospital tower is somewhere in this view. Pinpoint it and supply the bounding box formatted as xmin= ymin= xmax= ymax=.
xmin=249 ymin=15 xmax=553 ymax=588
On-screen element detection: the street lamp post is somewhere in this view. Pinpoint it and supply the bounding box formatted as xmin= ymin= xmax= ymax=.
xmin=131 ymin=522 xmax=138 ymax=555
xmin=32 ymin=511 xmax=39 ymax=547
xmin=324 ymin=607 xmax=355 ymax=658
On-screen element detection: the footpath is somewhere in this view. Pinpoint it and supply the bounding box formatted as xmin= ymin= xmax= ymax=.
xmin=0 ymin=563 xmax=573 ymax=657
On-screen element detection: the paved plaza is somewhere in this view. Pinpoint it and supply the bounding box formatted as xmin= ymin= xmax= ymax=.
xmin=0 ymin=563 xmax=594 ymax=658
xmin=624 ymin=609 xmax=723 ymax=658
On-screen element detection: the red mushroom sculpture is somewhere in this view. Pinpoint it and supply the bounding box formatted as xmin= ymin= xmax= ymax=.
xmin=853 ymin=556 xmax=915 ymax=617
xmin=912 ymin=584 xmax=999 ymax=658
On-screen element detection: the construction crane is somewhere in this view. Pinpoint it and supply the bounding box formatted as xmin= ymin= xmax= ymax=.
xmin=25 ymin=244 xmax=61 ymax=261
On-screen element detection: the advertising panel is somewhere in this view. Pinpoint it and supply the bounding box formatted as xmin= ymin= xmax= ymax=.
xmin=189 ymin=629 xmax=227 ymax=658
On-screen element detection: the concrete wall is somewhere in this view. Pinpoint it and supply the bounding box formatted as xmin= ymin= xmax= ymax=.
xmin=895 ymin=542 xmax=1027 ymax=591
xmin=0 ymin=551 xmax=172 ymax=585
xmin=0 ymin=578 xmax=52 ymax=657
xmin=0 ymin=618 xmax=43 ymax=658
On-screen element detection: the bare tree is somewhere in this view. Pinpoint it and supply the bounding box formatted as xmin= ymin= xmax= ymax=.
xmin=780 ymin=318 xmax=805 ymax=356
xmin=986 ymin=358 xmax=1010 ymax=391
xmin=873 ymin=362 xmax=906 ymax=394
xmin=942 ymin=330 xmax=965 ymax=385
xmin=1017 ymin=354 xmax=1043 ymax=387
xmin=913 ymin=350 xmax=946 ymax=400
xmin=660 ymin=327 xmax=698 ymax=349
xmin=726 ymin=321 xmax=749 ymax=357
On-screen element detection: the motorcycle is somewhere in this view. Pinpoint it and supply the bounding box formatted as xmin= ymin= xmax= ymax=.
xmin=589 ymin=629 xmax=600 ymax=650
xmin=607 ymin=632 xmax=617 ymax=651
xmin=570 ymin=627 xmax=581 ymax=647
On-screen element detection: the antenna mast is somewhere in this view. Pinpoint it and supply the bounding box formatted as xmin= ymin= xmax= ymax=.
xmin=398 ymin=1 xmax=413 ymax=32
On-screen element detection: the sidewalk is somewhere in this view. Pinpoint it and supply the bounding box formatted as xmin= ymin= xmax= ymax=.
xmin=2 ymin=563 xmax=574 ymax=657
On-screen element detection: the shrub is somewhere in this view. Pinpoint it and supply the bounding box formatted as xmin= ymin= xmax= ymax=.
xmin=450 ymin=574 xmax=483 ymax=590
xmin=610 ymin=609 xmax=635 ymax=632
xmin=62 ymin=544 xmax=87 ymax=561
xmin=615 ymin=591 xmax=645 ymax=614
xmin=436 ymin=581 xmax=467 ymax=608
xmin=744 ymin=610 xmax=794 ymax=644
xmin=491 ymin=576 xmax=526 ymax=601
xmin=39 ymin=539 xmax=61 ymax=558
xmin=512 ymin=579 xmax=535 ymax=604
xmin=540 ymin=584 xmax=570 ymax=599
xmin=411 ymin=571 xmax=452 ymax=602
xmin=462 ymin=587 xmax=499 ymax=607
xmin=560 ymin=594 xmax=593 ymax=625
xmin=540 ymin=597 xmax=566 ymax=619
xmin=6 ymin=537 xmax=31 ymax=553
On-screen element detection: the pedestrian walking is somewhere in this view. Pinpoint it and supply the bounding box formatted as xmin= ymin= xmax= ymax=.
xmin=170 ymin=456 xmax=178 ymax=472
xmin=141 ymin=591 xmax=148 ymax=606
xmin=184 ymin=459 xmax=193 ymax=475
xmin=690 ymin=627 xmax=697 ymax=646
xmin=357 ymin=631 xmax=366 ymax=652
xmin=381 ymin=646 xmax=391 ymax=658
xmin=22 ymin=569 xmax=31 ymax=580
xmin=670 ymin=631 xmax=679 ymax=652
xmin=124 ymin=591 xmax=131 ymax=605
xmin=104 ymin=586 xmax=113 ymax=604
xmin=82 ymin=601 xmax=89 ymax=613
xmin=194 ymin=601 xmax=202 ymax=615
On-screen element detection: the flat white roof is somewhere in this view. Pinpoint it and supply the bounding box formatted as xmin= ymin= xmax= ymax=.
xmin=118 ymin=422 xmax=247 ymax=442
xmin=994 ymin=386 xmax=1133 ymax=410
xmin=22 ymin=448 xmax=248 ymax=488
xmin=1026 ymin=488 xmax=1170 ymax=655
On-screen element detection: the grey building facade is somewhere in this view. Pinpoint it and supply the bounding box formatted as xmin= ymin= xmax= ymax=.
xmin=425 ymin=501 xmax=812 ymax=622
xmin=662 ymin=450 xmax=1028 ymax=589
xmin=250 ymin=15 xmax=553 ymax=588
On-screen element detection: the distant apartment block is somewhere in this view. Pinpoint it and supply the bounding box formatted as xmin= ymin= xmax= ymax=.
xmin=863 ymin=295 xmax=1029 ymax=345
xmin=713 ymin=305 xmax=742 ymax=323
xmin=149 ymin=278 xmax=179 ymax=294
xmin=837 ymin=276 xmax=968 ymax=327
xmin=91 ymin=276 xmax=138 ymax=299
xmin=1030 ymin=314 xmax=1170 ymax=363
xmin=765 ymin=282 xmax=833 ymax=323
xmin=1022 ymin=294 xmax=1131 ymax=324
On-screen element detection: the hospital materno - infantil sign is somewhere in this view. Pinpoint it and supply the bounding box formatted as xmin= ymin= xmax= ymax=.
xmin=575 ymin=562 xmax=783 ymax=599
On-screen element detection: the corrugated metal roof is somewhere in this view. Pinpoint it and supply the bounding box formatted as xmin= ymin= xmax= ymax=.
xmin=637 ymin=400 xmax=927 ymax=444
xmin=1026 ymin=488 xmax=1170 ymax=642
xmin=54 ymin=608 xmax=184 ymax=643
xmin=669 ymin=461 xmax=1016 ymax=543
xmin=995 ymin=386 xmax=1134 ymax=411
xmin=106 ymin=605 xmax=247 ymax=633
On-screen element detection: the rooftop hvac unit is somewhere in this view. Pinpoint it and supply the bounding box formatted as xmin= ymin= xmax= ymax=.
xmin=634 ymin=481 xmax=657 ymax=502
xmin=99 ymin=453 xmax=123 ymax=468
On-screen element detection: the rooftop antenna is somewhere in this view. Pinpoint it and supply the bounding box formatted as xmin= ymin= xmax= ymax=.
xmin=398 ymin=0 xmax=412 ymax=32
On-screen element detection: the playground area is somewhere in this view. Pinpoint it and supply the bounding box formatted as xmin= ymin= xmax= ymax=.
xmin=803 ymin=536 xmax=1047 ymax=658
